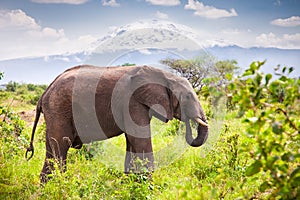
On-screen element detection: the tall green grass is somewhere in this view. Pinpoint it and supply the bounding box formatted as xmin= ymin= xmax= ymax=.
xmin=0 ymin=105 xmax=258 ymax=199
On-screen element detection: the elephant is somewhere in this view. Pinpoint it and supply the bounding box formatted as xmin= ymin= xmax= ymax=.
xmin=25 ymin=65 xmax=208 ymax=183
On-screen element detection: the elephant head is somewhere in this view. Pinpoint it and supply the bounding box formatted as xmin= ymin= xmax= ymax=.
xmin=129 ymin=66 xmax=208 ymax=147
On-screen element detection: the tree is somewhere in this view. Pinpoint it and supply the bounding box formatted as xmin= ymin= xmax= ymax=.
xmin=161 ymin=54 xmax=216 ymax=91
xmin=121 ymin=63 xmax=136 ymax=67
xmin=213 ymin=60 xmax=239 ymax=86
xmin=161 ymin=55 xmax=239 ymax=92
xmin=6 ymin=81 xmax=19 ymax=92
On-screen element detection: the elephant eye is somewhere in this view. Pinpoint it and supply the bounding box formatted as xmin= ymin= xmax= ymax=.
xmin=186 ymin=92 xmax=193 ymax=100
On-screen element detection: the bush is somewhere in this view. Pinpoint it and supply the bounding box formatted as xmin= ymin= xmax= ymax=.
xmin=228 ymin=61 xmax=300 ymax=199
xmin=6 ymin=81 xmax=19 ymax=92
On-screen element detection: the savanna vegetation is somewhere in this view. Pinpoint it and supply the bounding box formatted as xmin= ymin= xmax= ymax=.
xmin=0 ymin=59 xmax=299 ymax=199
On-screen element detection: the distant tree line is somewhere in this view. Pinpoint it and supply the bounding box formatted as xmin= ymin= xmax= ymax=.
xmin=0 ymin=79 xmax=47 ymax=105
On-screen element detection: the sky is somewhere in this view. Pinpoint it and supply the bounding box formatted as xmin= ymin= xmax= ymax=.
xmin=0 ymin=0 xmax=300 ymax=61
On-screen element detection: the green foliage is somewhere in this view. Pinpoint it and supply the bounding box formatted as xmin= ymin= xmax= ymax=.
xmin=161 ymin=56 xmax=239 ymax=94
xmin=0 ymin=101 xmax=257 ymax=199
xmin=6 ymin=81 xmax=19 ymax=92
xmin=228 ymin=61 xmax=300 ymax=199
xmin=161 ymin=54 xmax=217 ymax=91
xmin=163 ymin=119 xmax=179 ymax=136
xmin=122 ymin=63 xmax=136 ymax=67
xmin=0 ymin=106 xmax=29 ymax=196
xmin=0 ymin=82 xmax=47 ymax=107
xmin=76 ymin=142 xmax=104 ymax=160
xmin=213 ymin=59 xmax=239 ymax=85
xmin=0 ymin=67 xmax=298 ymax=199
xmin=0 ymin=71 xmax=3 ymax=80
xmin=161 ymin=57 xmax=239 ymax=112
xmin=0 ymin=106 xmax=26 ymax=138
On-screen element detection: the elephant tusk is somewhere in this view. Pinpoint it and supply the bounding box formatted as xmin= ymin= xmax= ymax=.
xmin=195 ymin=118 xmax=208 ymax=127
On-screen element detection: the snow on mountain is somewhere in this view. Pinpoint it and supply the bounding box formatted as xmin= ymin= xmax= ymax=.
xmin=0 ymin=20 xmax=299 ymax=84
xmin=90 ymin=20 xmax=204 ymax=54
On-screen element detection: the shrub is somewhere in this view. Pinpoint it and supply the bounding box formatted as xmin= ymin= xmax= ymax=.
xmin=228 ymin=61 xmax=300 ymax=199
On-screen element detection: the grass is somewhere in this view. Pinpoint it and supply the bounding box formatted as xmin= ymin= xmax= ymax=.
xmin=0 ymin=102 xmax=261 ymax=200
xmin=0 ymin=84 xmax=264 ymax=199
xmin=2 ymin=62 xmax=299 ymax=199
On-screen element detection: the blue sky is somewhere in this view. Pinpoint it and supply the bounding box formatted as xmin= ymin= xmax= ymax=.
xmin=0 ymin=0 xmax=299 ymax=60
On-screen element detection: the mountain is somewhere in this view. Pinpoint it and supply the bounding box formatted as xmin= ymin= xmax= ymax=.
xmin=208 ymin=45 xmax=300 ymax=76
xmin=0 ymin=53 xmax=86 ymax=84
xmin=0 ymin=45 xmax=299 ymax=84
xmin=0 ymin=20 xmax=299 ymax=84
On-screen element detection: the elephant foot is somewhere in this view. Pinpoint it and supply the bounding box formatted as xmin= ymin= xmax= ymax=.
xmin=39 ymin=157 xmax=67 ymax=184
xmin=40 ymin=161 xmax=54 ymax=184
xmin=40 ymin=172 xmax=50 ymax=185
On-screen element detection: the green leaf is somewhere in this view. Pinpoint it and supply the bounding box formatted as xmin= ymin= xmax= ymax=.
xmin=244 ymin=117 xmax=258 ymax=123
xmin=266 ymin=156 xmax=279 ymax=169
xmin=259 ymin=181 xmax=271 ymax=192
xmin=288 ymin=67 xmax=294 ymax=74
xmin=281 ymin=152 xmax=293 ymax=162
xmin=291 ymin=177 xmax=300 ymax=188
xmin=265 ymin=74 xmax=272 ymax=85
xmin=225 ymin=73 xmax=233 ymax=81
xmin=242 ymin=69 xmax=254 ymax=76
xmin=290 ymin=167 xmax=300 ymax=179
xmin=228 ymin=83 xmax=236 ymax=91
xmin=250 ymin=62 xmax=258 ymax=71
xmin=282 ymin=66 xmax=287 ymax=73
xmin=279 ymin=75 xmax=288 ymax=82
xmin=272 ymin=122 xmax=283 ymax=135
xmin=246 ymin=160 xmax=262 ymax=176
xmin=255 ymin=73 xmax=263 ymax=86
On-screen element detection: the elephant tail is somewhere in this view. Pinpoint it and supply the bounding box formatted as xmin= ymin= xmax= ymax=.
xmin=25 ymin=98 xmax=42 ymax=161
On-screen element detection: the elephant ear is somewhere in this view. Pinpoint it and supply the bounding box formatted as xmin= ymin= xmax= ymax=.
xmin=130 ymin=66 xmax=173 ymax=121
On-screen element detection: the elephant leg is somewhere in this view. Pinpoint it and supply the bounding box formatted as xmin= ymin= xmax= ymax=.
xmin=124 ymin=134 xmax=154 ymax=174
xmin=40 ymin=126 xmax=73 ymax=183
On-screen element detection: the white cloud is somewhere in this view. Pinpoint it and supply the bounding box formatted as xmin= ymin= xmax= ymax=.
xmin=155 ymin=11 xmax=169 ymax=19
xmin=0 ymin=9 xmax=65 ymax=39
xmin=0 ymin=9 xmax=39 ymax=29
xmin=0 ymin=9 xmax=98 ymax=60
xmin=212 ymin=28 xmax=253 ymax=47
xmin=283 ymin=33 xmax=300 ymax=43
xmin=74 ymin=56 xmax=83 ymax=62
xmin=138 ymin=48 xmax=152 ymax=55
xmin=184 ymin=0 xmax=237 ymax=19
xmin=145 ymin=0 xmax=180 ymax=6
xmin=44 ymin=55 xmax=83 ymax=63
xmin=271 ymin=16 xmax=300 ymax=27
xmin=53 ymin=56 xmax=71 ymax=62
xmin=256 ymin=33 xmax=281 ymax=46
xmin=102 ymin=0 xmax=120 ymax=7
xmin=256 ymin=32 xmax=300 ymax=49
xmin=31 ymin=0 xmax=89 ymax=4
xmin=221 ymin=28 xmax=252 ymax=36
xmin=27 ymin=27 xmax=65 ymax=38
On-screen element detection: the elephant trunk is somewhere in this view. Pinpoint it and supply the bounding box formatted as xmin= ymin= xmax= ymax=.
xmin=185 ymin=118 xmax=208 ymax=147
